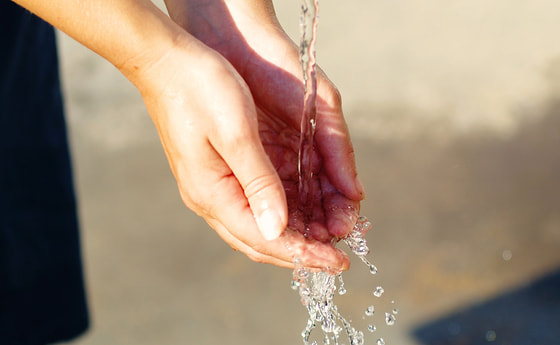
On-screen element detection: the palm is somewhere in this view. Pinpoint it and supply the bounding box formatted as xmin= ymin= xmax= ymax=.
xmin=257 ymin=106 xmax=359 ymax=242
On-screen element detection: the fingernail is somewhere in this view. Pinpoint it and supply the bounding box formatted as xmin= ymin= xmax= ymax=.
xmin=355 ymin=176 xmax=366 ymax=200
xmin=256 ymin=209 xmax=284 ymax=241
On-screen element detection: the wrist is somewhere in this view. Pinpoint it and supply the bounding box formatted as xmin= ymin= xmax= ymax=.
xmin=164 ymin=0 xmax=280 ymax=35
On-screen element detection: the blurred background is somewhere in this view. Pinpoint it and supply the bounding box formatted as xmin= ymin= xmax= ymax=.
xmin=58 ymin=0 xmax=560 ymax=344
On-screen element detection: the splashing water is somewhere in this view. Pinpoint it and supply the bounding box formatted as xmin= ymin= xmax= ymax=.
xmin=344 ymin=217 xmax=378 ymax=275
xmin=291 ymin=222 xmax=372 ymax=345
xmin=292 ymin=264 xmax=364 ymax=345
xmin=292 ymin=218 xmax=392 ymax=345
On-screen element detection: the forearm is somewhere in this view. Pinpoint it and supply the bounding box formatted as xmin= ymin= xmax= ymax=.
xmin=11 ymin=0 xmax=186 ymax=81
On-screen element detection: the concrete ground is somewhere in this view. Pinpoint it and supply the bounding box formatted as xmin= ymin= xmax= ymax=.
xmin=56 ymin=1 xmax=560 ymax=344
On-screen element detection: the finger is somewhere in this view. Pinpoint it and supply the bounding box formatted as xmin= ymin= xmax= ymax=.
xmin=189 ymin=158 xmax=347 ymax=269
xmin=315 ymin=74 xmax=366 ymax=201
xmin=206 ymin=193 xmax=350 ymax=270
xmin=210 ymin=107 xmax=288 ymax=241
xmin=180 ymin=147 xmax=292 ymax=266
xmin=324 ymin=195 xmax=360 ymax=239
xmin=318 ymin=173 xmax=360 ymax=238
xmin=209 ymin=218 xmax=293 ymax=268
xmin=180 ymin=136 xmax=345 ymax=269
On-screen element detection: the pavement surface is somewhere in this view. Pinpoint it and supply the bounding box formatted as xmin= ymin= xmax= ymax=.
xmin=55 ymin=1 xmax=560 ymax=344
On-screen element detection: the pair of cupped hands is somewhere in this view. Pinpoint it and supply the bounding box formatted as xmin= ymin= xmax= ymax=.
xmin=134 ymin=0 xmax=365 ymax=270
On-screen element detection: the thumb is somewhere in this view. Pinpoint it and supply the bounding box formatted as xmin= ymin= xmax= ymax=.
xmin=213 ymin=122 xmax=288 ymax=241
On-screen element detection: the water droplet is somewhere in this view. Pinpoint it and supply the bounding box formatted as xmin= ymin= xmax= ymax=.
xmin=376 ymin=338 xmax=385 ymax=345
xmin=367 ymin=324 xmax=376 ymax=333
xmin=338 ymin=286 xmax=347 ymax=295
xmin=373 ymin=286 xmax=384 ymax=297
xmin=369 ymin=264 xmax=378 ymax=275
xmin=365 ymin=305 xmax=375 ymax=316
xmin=393 ymin=308 xmax=399 ymax=315
xmin=385 ymin=312 xmax=396 ymax=326
xmin=502 ymin=250 xmax=512 ymax=261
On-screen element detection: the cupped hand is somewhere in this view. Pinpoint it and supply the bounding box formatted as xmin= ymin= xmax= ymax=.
xmin=129 ymin=32 xmax=353 ymax=270
xmin=164 ymin=1 xmax=366 ymax=237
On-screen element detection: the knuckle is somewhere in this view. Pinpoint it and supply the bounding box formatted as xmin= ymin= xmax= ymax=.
xmin=216 ymin=120 xmax=258 ymax=152
xmin=329 ymin=85 xmax=343 ymax=107
xmin=225 ymin=128 xmax=253 ymax=149
xmin=321 ymin=83 xmax=343 ymax=110
xmin=242 ymin=173 xmax=280 ymax=201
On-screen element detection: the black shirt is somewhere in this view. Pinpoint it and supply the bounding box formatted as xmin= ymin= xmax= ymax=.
xmin=0 ymin=2 xmax=89 ymax=344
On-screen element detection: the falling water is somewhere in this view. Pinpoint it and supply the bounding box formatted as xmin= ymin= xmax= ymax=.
xmin=297 ymin=0 xmax=319 ymax=225
xmin=292 ymin=0 xmax=397 ymax=344
xmin=293 ymin=217 xmax=387 ymax=345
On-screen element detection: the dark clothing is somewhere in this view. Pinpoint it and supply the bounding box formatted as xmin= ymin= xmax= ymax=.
xmin=1 ymin=2 xmax=89 ymax=344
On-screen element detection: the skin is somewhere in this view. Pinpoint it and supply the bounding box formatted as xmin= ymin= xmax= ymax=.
xmin=12 ymin=0 xmax=366 ymax=270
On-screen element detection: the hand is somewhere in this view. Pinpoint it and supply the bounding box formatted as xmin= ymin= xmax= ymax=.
xmin=164 ymin=1 xmax=366 ymax=239
xmin=130 ymin=32 xmax=354 ymax=270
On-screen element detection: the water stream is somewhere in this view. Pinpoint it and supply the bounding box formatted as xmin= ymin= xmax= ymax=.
xmin=291 ymin=1 xmax=397 ymax=344
xmin=297 ymin=0 xmax=320 ymax=228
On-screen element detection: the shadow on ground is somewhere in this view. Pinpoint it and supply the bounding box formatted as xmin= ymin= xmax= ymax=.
xmin=402 ymin=99 xmax=560 ymax=344
xmin=412 ymin=269 xmax=560 ymax=345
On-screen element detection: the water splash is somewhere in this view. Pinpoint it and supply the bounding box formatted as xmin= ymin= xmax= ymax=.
xmin=292 ymin=220 xmax=374 ymax=345
xmin=291 ymin=219 xmax=399 ymax=344
xmin=343 ymin=217 xmax=372 ymax=255
xmin=293 ymin=269 xmax=364 ymax=345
